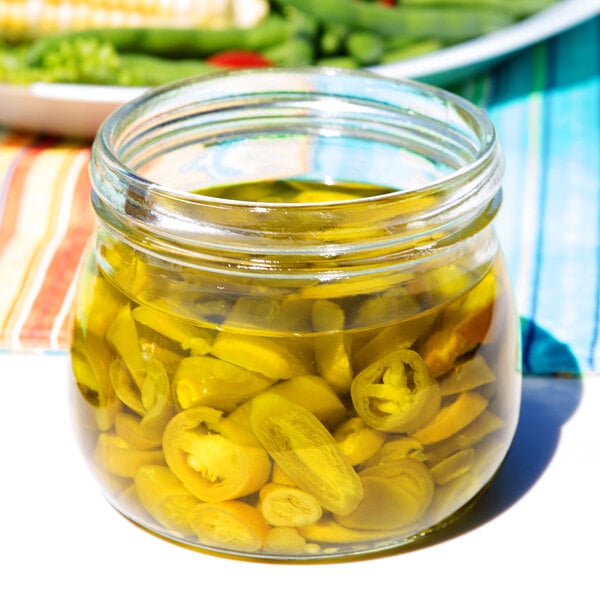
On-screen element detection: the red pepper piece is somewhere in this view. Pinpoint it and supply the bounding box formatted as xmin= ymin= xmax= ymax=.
xmin=206 ymin=50 xmax=273 ymax=68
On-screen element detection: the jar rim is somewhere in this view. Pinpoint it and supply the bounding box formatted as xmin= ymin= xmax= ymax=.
xmin=97 ymin=66 xmax=499 ymax=209
xmin=91 ymin=67 xmax=503 ymax=273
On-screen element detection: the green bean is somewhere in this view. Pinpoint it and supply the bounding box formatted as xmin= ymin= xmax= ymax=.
xmin=319 ymin=24 xmax=350 ymax=57
xmin=274 ymin=0 xmax=513 ymax=42
xmin=119 ymin=54 xmax=219 ymax=86
xmin=263 ymin=38 xmax=314 ymax=67
xmin=345 ymin=31 xmax=384 ymax=66
xmin=261 ymin=6 xmax=318 ymax=67
xmin=26 ymin=14 xmax=291 ymax=66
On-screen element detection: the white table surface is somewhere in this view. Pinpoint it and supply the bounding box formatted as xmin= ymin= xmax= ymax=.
xmin=1 ymin=351 xmax=597 ymax=600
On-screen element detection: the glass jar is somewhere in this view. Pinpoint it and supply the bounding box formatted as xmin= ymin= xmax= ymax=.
xmin=69 ymin=68 xmax=521 ymax=560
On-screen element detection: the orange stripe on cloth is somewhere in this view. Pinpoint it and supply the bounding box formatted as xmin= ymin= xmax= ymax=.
xmin=16 ymin=148 xmax=96 ymax=350
xmin=0 ymin=139 xmax=96 ymax=351
xmin=0 ymin=132 xmax=43 ymax=258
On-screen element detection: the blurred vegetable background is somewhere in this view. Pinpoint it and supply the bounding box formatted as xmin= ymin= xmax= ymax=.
xmin=0 ymin=0 xmax=559 ymax=86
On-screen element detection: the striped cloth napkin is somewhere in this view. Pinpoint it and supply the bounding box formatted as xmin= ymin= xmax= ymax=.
xmin=0 ymin=133 xmax=95 ymax=351
xmin=0 ymin=15 xmax=598 ymax=378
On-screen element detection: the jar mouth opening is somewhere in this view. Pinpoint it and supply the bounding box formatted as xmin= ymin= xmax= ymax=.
xmin=99 ymin=67 xmax=498 ymax=204
xmin=92 ymin=67 xmax=503 ymax=267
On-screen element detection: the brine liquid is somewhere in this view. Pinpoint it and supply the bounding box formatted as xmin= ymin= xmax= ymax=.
xmin=70 ymin=180 xmax=520 ymax=559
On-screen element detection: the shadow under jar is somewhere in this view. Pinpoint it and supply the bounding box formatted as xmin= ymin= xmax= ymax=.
xmin=69 ymin=67 xmax=522 ymax=561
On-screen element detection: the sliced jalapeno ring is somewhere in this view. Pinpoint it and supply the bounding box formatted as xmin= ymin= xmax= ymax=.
xmin=351 ymin=349 xmax=441 ymax=433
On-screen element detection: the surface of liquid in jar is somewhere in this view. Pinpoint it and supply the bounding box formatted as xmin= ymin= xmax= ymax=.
xmin=70 ymin=178 xmax=520 ymax=559
xmin=195 ymin=179 xmax=398 ymax=203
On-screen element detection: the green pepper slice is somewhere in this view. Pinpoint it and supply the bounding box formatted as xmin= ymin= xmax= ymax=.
xmin=351 ymin=349 xmax=441 ymax=433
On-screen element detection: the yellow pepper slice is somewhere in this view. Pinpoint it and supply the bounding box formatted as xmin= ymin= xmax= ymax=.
xmin=138 ymin=358 xmax=174 ymax=437
xmin=109 ymin=356 xmax=174 ymax=438
xmin=351 ymin=349 xmax=441 ymax=433
xmin=187 ymin=501 xmax=270 ymax=553
xmin=225 ymin=296 xmax=313 ymax=333
xmin=263 ymin=375 xmax=347 ymax=428
xmin=115 ymin=412 xmax=161 ymax=449
xmin=333 ymin=417 xmax=386 ymax=466
xmin=258 ymin=482 xmax=323 ymax=527
xmin=426 ymin=468 xmax=479 ymax=523
xmin=429 ymin=448 xmax=476 ymax=485
xmin=454 ymin=409 xmax=504 ymax=450
xmin=424 ymin=409 xmax=504 ymax=464
xmin=360 ymin=458 xmax=435 ymax=503
xmin=312 ymin=299 xmax=353 ymax=394
xmin=71 ymin=344 xmax=103 ymax=396
xmin=250 ymin=392 xmax=364 ymax=516
xmin=298 ymin=517 xmax=398 ymax=544
xmin=352 ymin=313 xmax=435 ymax=372
xmin=225 ymin=400 xmax=261 ymax=446
xmin=363 ymin=437 xmax=427 ymax=468
xmin=172 ymin=356 xmax=274 ymax=411
xmin=420 ymin=263 xmax=475 ymax=306
xmin=263 ymin=527 xmax=307 ymax=555
xmin=270 ymin=463 xmax=296 ymax=486
xmin=411 ymin=390 xmax=489 ymax=446
xmin=419 ymin=271 xmax=496 ymax=377
xmin=99 ymin=238 xmax=154 ymax=302
xmin=211 ymin=332 xmax=313 ymax=380
xmin=275 ymin=296 xmax=314 ymax=332
xmin=181 ymin=335 xmax=214 ymax=356
xmin=131 ymin=304 xmax=214 ymax=349
xmin=109 ymin=358 xmax=145 ymax=416
xmin=298 ymin=270 xmax=412 ymax=300
xmin=139 ymin=336 xmax=186 ymax=369
xmin=106 ymin=304 xmax=146 ymax=389
xmin=438 ymin=354 xmax=496 ymax=396
xmin=313 ymin=334 xmax=354 ymax=395
xmin=351 ymin=289 xmax=421 ymax=329
xmin=134 ymin=464 xmax=199 ymax=536
xmin=71 ymin=337 xmax=119 ymax=431
xmin=452 ymin=271 xmax=497 ymax=344
xmin=94 ymin=433 xmax=165 ymax=479
xmin=162 ymin=406 xmax=271 ymax=502
xmin=334 ymin=477 xmax=423 ymax=531
xmin=75 ymin=266 xmax=122 ymax=339
xmin=336 ymin=458 xmax=434 ymax=530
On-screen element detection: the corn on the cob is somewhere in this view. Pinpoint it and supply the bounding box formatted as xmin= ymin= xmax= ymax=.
xmin=0 ymin=0 xmax=269 ymax=39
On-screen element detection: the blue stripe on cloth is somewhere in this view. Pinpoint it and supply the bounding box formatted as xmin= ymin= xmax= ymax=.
xmin=534 ymin=22 xmax=600 ymax=373
xmin=458 ymin=16 xmax=600 ymax=375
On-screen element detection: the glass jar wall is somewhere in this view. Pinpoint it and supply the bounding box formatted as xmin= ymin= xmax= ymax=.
xmin=69 ymin=68 xmax=521 ymax=560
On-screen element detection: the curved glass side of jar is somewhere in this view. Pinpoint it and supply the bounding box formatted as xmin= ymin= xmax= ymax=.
xmin=69 ymin=68 xmax=521 ymax=560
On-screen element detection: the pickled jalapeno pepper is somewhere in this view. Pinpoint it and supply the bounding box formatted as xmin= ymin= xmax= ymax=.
xmin=249 ymin=392 xmax=364 ymax=516
xmin=162 ymin=406 xmax=272 ymax=503
xmin=351 ymin=349 xmax=441 ymax=434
